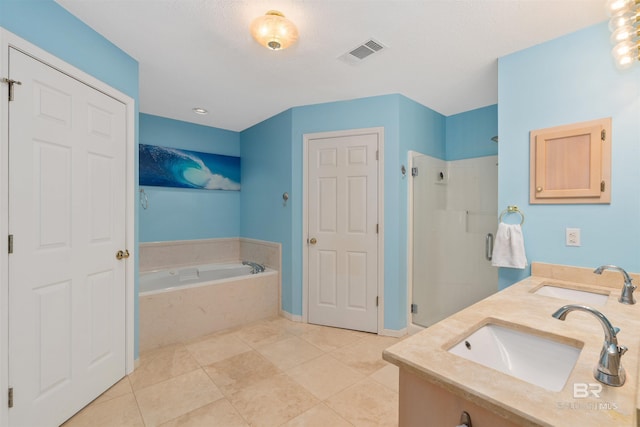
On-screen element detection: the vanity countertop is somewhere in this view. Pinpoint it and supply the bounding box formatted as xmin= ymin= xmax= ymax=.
xmin=383 ymin=262 xmax=640 ymax=427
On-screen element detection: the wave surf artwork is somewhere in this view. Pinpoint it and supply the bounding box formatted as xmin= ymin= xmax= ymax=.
xmin=139 ymin=144 xmax=241 ymax=190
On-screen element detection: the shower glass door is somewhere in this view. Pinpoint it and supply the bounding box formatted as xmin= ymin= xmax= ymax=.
xmin=410 ymin=152 xmax=498 ymax=328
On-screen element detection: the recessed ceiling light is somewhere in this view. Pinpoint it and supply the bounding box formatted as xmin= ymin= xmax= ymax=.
xmin=192 ymin=107 xmax=208 ymax=115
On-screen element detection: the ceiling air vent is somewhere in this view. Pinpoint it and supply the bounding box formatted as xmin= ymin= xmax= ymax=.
xmin=339 ymin=38 xmax=386 ymax=64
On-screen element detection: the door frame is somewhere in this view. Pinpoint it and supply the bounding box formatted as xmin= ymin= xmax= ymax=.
xmin=302 ymin=127 xmax=385 ymax=334
xmin=0 ymin=29 xmax=136 ymax=426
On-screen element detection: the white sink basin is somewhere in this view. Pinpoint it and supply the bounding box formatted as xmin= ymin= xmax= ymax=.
xmin=534 ymin=285 xmax=609 ymax=306
xmin=448 ymin=324 xmax=581 ymax=391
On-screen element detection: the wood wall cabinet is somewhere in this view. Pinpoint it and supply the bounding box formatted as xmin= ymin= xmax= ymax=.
xmin=530 ymin=118 xmax=611 ymax=204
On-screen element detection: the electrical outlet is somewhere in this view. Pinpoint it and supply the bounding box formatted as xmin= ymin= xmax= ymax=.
xmin=566 ymin=228 xmax=581 ymax=247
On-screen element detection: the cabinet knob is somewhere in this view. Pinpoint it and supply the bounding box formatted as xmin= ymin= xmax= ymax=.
xmin=536 ymin=186 xmax=543 ymax=192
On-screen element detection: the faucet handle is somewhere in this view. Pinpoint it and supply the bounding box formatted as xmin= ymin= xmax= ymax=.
xmin=613 ymin=326 xmax=620 ymax=335
xmin=618 ymin=345 xmax=628 ymax=356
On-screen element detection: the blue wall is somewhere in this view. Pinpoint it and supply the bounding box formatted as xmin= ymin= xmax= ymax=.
xmin=0 ymin=0 xmax=138 ymax=98
xmin=1 ymin=0 xmax=499 ymax=342
xmin=240 ymin=110 xmax=294 ymax=312
xmin=139 ymin=114 xmax=241 ymax=242
xmin=140 ymin=97 xmax=494 ymax=331
xmin=2 ymin=0 xmax=499 ymax=341
xmin=292 ymin=95 xmax=404 ymax=330
xmin=239 ymin=96 xmax=497 ymax=331
xmin=0 ymin=0 xmax=141 ymax=355
xmin=446 ymin=104 xmax=498 ymax=161
xmin=498 ymin=22 xmax=640 ymax=289
xmin=240 ymin=94 xmax=448 ymax=330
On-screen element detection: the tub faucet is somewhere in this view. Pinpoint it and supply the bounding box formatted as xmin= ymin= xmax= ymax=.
xmin=552 ymin=304 xmax=627 ymax=387
xmin=242 ymin=261 xmax=265 ymax=274
xmin=593 ymin=265 xmax=636 ymax=305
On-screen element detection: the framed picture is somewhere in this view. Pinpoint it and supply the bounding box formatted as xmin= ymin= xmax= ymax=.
xmin=139 ymin=144 xmax=241 ymax=190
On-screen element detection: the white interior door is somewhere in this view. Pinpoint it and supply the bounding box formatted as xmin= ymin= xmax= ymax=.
xmin=7 ymin=47 xmax=127 ymax=427
xmin=307 ymin=132 xmax=379 ymax=333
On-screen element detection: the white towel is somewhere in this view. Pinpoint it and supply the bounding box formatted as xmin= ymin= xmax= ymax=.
xmin=491 ymin=223 xmax=527 ymax=269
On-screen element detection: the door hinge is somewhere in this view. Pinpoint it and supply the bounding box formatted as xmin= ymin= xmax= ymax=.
xmin=376 ymin=296 xmax=379 ymax=307
xmin=1 ymin=78 xmax=22 ymax=102
xmin=411 ymin=303 xmax=418 ymax=314
xmin=8 ymin=235 xmax=13 ymax=254
xmin=8 ymin=387 xmax=13 ymax=408
xmin=376 ymin=224 xmax=379 ymax=234
xmin=375 ymin=150 xmax=379 ymax=160
xmin=411 ymin=167 xmax=418 ymax=177
xmin=601 ymin=129 xmax=606 ymax=141
xmin=601 ymin=181 xmax=606 ymax=192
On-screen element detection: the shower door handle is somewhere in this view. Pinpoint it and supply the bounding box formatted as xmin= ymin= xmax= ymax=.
xmin=485 ymin=233 xmax=493 ymax=261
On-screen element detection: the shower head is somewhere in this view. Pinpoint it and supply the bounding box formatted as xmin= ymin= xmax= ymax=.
xmin=491 ymin=136 xmax=499 ymax=143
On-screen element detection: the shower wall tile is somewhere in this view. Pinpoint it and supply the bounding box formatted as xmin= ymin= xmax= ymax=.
xmin=446 ymin=156 xmax=498 ymax=213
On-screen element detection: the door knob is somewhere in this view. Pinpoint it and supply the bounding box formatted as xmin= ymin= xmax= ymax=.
xmin=309 ymin=237 xmax=317 ymax=245
xmin=116 ymin=250 xmax=130 ymax=260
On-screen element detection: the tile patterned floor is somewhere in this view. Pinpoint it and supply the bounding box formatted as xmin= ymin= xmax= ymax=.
xmin=63 ymin=317 xmax=402 ymax=427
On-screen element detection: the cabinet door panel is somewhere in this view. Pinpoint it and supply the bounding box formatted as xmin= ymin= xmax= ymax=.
xmin=530 ymin=118 xmax=610 ymax=204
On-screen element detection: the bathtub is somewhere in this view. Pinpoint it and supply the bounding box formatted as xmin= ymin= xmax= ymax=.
xmin=139 ymin=262 xmax=279 ymax=351
xmin=140 ymin=263 xmax=258 ymax=295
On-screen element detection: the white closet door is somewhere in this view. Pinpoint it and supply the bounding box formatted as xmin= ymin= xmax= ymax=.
xmin=8 ymin=47 xmax=127 ymax=427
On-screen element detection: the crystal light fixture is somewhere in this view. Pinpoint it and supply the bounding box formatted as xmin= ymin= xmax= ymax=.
xmin=250 ymin=10 xmax=298 ymax=51
xmin=606 ymin=0 xmax=640 ymax=68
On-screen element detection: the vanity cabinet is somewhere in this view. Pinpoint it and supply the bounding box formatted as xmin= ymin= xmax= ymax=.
xmin=529 ymin=117 xmax=611 ymax=204
xmin=399 ymin=369 xmax=521 ymax=427
xmin=384 ymin=263 xmax=639 ymax=426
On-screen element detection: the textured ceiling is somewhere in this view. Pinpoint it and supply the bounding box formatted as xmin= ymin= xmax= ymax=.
xmin=55 ymin=0 xmax=607 ymax=132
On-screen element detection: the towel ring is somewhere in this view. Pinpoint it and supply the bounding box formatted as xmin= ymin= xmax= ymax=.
xmin=499 ymin=205 xmax=524 ymax=225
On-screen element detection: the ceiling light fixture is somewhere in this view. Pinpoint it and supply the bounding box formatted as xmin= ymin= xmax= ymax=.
xmin=606 ymin=0 xmax=640 ymax=69
xmin=250 ymin=10 xmax=298 ymax=51
xmin=192 ymin=107 xmax=208 ymax=115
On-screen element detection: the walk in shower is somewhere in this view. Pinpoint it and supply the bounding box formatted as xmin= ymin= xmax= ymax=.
xmin=408 ymin=151 xmax=498 ymax=328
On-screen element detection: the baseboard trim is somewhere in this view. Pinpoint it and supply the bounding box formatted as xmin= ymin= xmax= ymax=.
xmin=279 ymin=310 xmax=303 ymax=322
xmin=380 ymin=327 xmax=407 ymax=338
